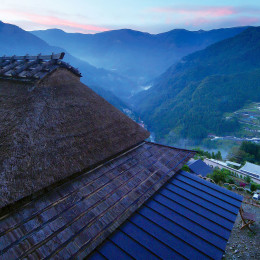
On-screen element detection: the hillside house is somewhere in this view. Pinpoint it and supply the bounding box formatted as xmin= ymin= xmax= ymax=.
xmin=0 ymin=53 xmax=242 ymax=259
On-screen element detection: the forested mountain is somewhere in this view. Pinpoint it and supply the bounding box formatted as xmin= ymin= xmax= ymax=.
xmin=0 ymin=21 xmax=131 ymax=108
xmin=132 ymin=27 xmax=260 ymax=142
xmin=32 ymin=27 xmax=247 ymax=86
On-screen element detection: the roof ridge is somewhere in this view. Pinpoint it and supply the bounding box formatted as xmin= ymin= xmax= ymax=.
xmin=0 ymin=52 xmax=81 ymax=81
xmin=145 ymin=141 xmax=197 ymax=153
xmin=0 ymin=52 xmax=65 ymax=61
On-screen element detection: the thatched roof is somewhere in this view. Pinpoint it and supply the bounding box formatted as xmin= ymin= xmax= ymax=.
xmin=0 ymin=142 xmax=195 ymax=258
xmin=0 ymin=54 xmax=149 ymax=208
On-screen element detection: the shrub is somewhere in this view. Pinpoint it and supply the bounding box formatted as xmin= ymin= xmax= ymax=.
xmin=182 ymin=165 xmax=190 ymax=172
xmin=251 ymin=183 xmax=257 ymax=192
xmin=227 ymin=178 xmax=235 ymax=184
xmin=245 ymin=175 xmax=251 ymax=183
xmin=209 ymin=169 xmax=227 ymax=184
xmin=240 ymin=182 xmax=246 ymax=188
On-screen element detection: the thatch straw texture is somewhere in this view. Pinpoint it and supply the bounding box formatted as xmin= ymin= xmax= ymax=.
xmin=0 ymin=68 xmax=149 ymax=208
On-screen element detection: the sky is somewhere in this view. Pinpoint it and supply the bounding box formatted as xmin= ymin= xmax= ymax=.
xmin=1 ymin=0 xmax=260 ymax=34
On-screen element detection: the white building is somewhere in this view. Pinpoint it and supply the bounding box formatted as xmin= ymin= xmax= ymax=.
xmin=240 ymin=162 xmax=260 ymax=180
xmin=204 ymin=158 xmax=260 ymax=184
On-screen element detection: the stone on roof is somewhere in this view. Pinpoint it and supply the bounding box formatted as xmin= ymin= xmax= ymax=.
xmin=0 ymin=142 xmax=195 ymax=259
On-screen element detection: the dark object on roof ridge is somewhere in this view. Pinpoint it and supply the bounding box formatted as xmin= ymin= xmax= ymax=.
xmin=0 ymin=52 xmax=81 ymax=81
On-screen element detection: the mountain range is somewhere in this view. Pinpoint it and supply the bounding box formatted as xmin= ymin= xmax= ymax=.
xmin=0 ymin=21 xmax=131 ymax=109
xmin=32 ymin=27 xmax=247 ymax=91
xmin=1 ymin=21 xmax=259 ymax=147
xmin=132 ymin=26 xmax=260 ymax=143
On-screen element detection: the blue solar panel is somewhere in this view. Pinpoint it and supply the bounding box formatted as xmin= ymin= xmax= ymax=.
xmin=89 ymin=171 xmax=243 ymax=260
xmin=188 ymin=159 xmax=213 ymax=176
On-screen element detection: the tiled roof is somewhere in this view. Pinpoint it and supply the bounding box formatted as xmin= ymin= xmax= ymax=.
xmin=0 ymin=53 xmax=81 ymax=81
xmin=90 ymin=170 xmax=243 ymax=260
xmin=0 ymin=142 xmax=195 ymax=259
xmin=188 ymin=159 xmax=213 ymax=177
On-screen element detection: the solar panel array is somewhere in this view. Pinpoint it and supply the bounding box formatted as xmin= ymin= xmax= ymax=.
xmin=90 ymin=170 xmax=243 ymax=260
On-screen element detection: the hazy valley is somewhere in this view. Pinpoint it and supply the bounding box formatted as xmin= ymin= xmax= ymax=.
xmin=1 ymin=20 xmax=260 ymax=156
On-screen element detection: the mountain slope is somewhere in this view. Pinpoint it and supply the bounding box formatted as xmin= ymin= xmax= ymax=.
xmin=0 ymin=21 xmax=132 ymax=107
xmin=32 ymin=27 xmax=247 ymax=85
xmin=132 ymin=27 xmax=260 ymax=141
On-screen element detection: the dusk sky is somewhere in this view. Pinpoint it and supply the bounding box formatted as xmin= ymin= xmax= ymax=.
xmin=1 ymin=0 xmax=260 ymax=34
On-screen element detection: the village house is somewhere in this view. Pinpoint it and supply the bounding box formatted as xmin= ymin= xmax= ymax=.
xmin=0 ymin=53 xmax=242 ymax=259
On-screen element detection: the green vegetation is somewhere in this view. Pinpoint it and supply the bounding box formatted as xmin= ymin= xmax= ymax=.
xmin=195 ymin=148 xmax=222 ymax=160
xmin=227 ymin=177 xmax=235 ymax=184
xmin=229 ymin=141 xmax=260 ymax=165
xmin=226 ymin=102 xmax=260 ymax=138
xmin=134 ymin=27 xmax=260 ymax=142
xmin=251 ymin=183 xmax=257 ymax=192
xmin=208 ymin=168 xmax=231 ymax=184
xmin=181 ymin=164 xmax=190 ymax=172
xmin=245 ymin=175 xmax=252 ymax=183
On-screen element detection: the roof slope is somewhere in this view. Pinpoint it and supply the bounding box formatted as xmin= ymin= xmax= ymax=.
xmin=90 ymin=170 xmax=243 ymax=260
xmin=0 ymin=53 xmax=81 ymax=81
xmin=188 ymin=159 xmax=213 ymax=176
xmin=0 ymin=142 xmax=195 ymax=258
xmin=0 ymin=64 xmax=149 ymax=208
xmin=240 ymin=162 xmax=260 ymax=175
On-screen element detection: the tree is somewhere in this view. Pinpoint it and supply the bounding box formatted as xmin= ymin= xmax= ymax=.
xmin=250 ymin=183 xmax=257 ymax=192
xmin=228 ymin=142 xmax=260 ymax=164
xmin=245 ymin=175 xmax=251 ymax=183
xmin=215 ymin=151 xmax=222 ymax=160
xmin=227 ymin=178 xmax=234 ymax=184
xmin=209 ymin=168 xmax=227 ymax=184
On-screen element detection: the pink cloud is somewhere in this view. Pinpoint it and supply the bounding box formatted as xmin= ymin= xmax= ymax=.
xmin=0 ymin=9 xmax=109 ymax=33
xmin=151 ymin=5 xmax=260 ymax=18
xmin=151 ymin=6 xmax=236 ymax=18
xmin=182 ymin=16 xmax=260 ymax=29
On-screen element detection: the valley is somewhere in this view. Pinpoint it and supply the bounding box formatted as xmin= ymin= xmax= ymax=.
xmin=1 ymin=21 xmax=259 ymax=156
